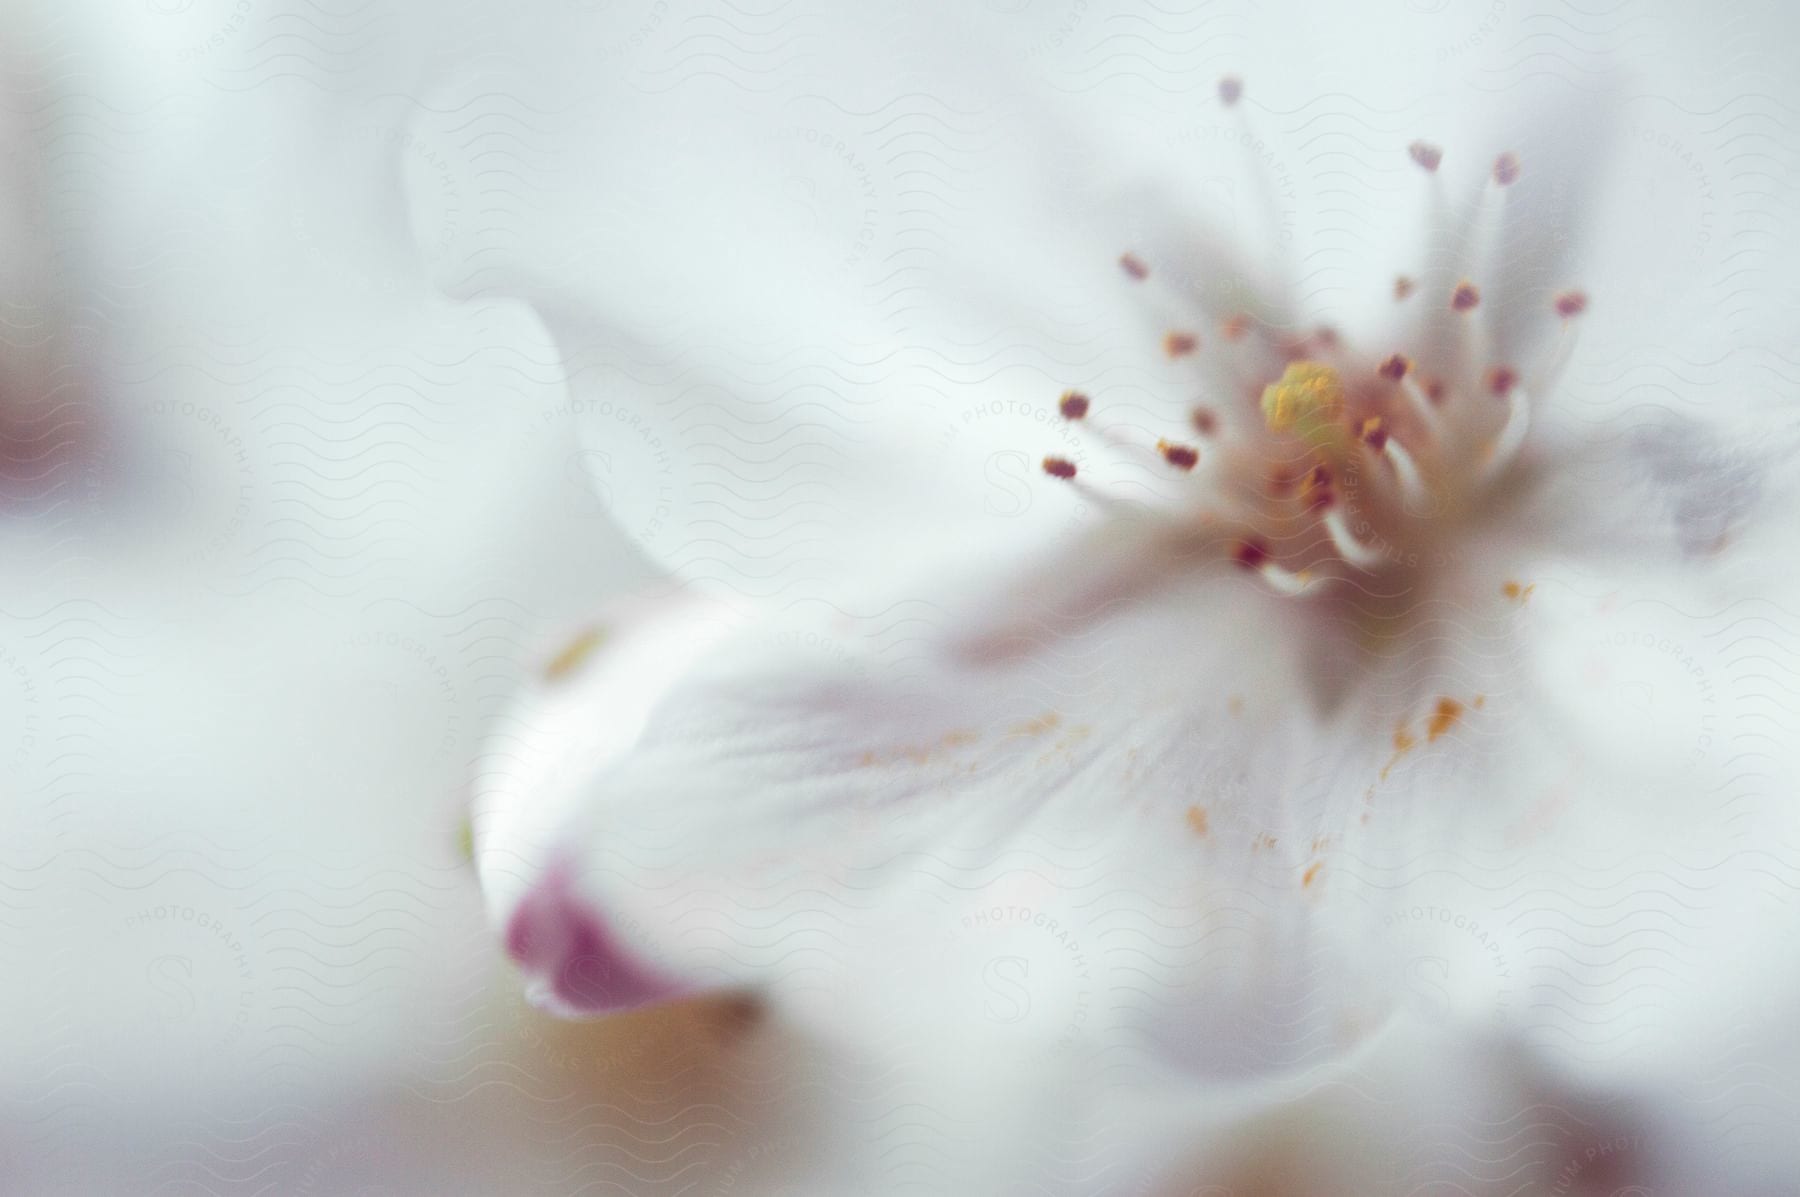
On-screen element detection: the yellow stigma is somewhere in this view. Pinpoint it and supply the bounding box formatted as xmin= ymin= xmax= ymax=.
xmin=1261 ymin=361 xmax=1345 ymax=448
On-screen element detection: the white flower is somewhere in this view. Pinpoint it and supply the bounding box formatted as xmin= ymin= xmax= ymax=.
xmin=452 ymin=5 xmax=1800 ymax=1191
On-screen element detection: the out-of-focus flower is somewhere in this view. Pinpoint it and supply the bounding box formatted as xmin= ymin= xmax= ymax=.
xmin=464 ymin=9 xmax=1800 ymax=1189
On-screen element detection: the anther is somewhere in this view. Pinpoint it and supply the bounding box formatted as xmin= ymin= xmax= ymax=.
xmin=1164 ymin=331 xmax=1200 ymax=358
xmin=1378 ymin=354 xmax=1411 ymax=382
xmin=1219 ymin=76 xmax=1243 ymax=107
xmin=1121 ymin=253 xmax=1149 ymax=281
xmin=1158 ymin=441 xmax=1200 ymax=471
xmin=1450 ymin=281 xmax=1481 ymax=312
xmin=1232 ymin=538 xmax=1270 ymax=571
xmin=1409 ymin=141 xmax=1443 ymax=172
xmin=1191 ymin=407 xmax=1219 ymax=437
xmin=1359 ymin=416 xmax=1388 ymax=451
xmin=1492 ymin=153 xmax=1520 ymax=186
xmin=1394 ymin=276 xmax=1416 ymax=301
xmin=1487 ymin=366 xmax=1519 ymax=398
xmin=1042 ymin=457 xmax=1078 ymax=479
xmin=1222 ymin=314 xmax=1250 ymax=341
xmin=1059 ymin=391 xmax=1091 ymax=420
xmin=1555 ymin=290 xmax=1588 ymax=318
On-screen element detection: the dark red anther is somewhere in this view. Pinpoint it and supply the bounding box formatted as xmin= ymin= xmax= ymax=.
xmin=1191 ymin=407 xmax=1219 ymax=436
xmin=1219 ymin=76 xmax=1243 ymax=106
xmin=1233 ymin=538 xmax=1271 ymax=570
xmin=1394 ymin=276 xmax=1416 ymax=301
xmin=1555 ymin=290 xmax=1588 ymax=318
xmin=1409 ymin=141 xmax=1443 ymax=172
xmin=1042 ymin=457 xmax=1078 ymax=479
xmin=1058 ymin=390 xmax=1090 ymax=420
xmin=1492 ymin=152 xmax=1520 ymax=186
xmin=1120 ymin=253 xmax=1149 ymax=280
xmin=1164 ymin=331 xmax=1200 ymax=358
xmin=1451 ymin=281 xmax=1481 ymax=312
xmin=1158 ymin=441 xmax=1199 ymax=471
xmin=1378 ymin=353 xmax=1410 ymax=381
xmin=1488 ymin=365 xmax=1519 ymax=398
xmin=1359 ymin=417 xmax=1388 ymax=451
xmin=1425 ymin=378 xmax=1447 ymax=405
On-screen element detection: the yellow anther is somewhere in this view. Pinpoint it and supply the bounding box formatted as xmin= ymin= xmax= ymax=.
xmin=545 ymin=626 xmax=607 ymax=681
xmin=1261 ymin=361 xmax=1345 ymax=448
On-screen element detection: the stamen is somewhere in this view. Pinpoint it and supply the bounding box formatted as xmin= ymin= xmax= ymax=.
xmin=1487 ymin=366 xmax=1519 ymax=398
xmin=1409 ymin=141 xmax=1443 ymax=172
xmin=1258 ymin=562 xmax=1317 ymax=596
xmin=1323 ymin=508 xmax=1385 ymax=570
xmin=1233 ymin=537 xmax=1317 ymax=596
xmin=1450 ymin=281 xmax=1481 ymax=312
xmin=1218 ymin=76 xmax=1243 ymax=107
xmin=1476 ymin=386 xmax=1532 ymax=486
xmin=1232 ymin=537 xmax=1270 ymax=571
xmin=1377 ymin=434 xmax=1431 ymax=512
xmin=1393 ymin=276 xmax=1415 ymax=301
xmin=1301 ymin=463 xmax=1333 ymax=513
xmin=1358 ymin=416 xmax=1387 ymax=452
xmin=1492 ymin=153 xmax=1520 ymax=186
xmin=1042 ymin=457 xmax=1078 ymax=479
xmin=1121 ymin=253 xmax=1149 ymax=281
xmin=1164 ymin=331 xmax=1200 ymax=358
xmin=1191 ymin=407 xmax=1219 ymax=437
xmin=1158 ymin=441 xmax=1200 ymax=471
xmin=1381 ymin=354 xmax=1439 ymax=428
xmin=1540 ymin=290 xmax=1589 ymax=391
xmin=1059 ymin=390 xmax=1091 ymax=420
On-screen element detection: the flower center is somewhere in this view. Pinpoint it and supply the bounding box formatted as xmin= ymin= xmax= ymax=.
xmin=1037 ymin=82 xmax=1588 ymax=607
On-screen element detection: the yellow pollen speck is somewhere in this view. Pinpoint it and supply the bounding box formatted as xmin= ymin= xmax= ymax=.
xmin=1503 ymin=581 xmax=1536 ymax=604
xmin=1302 ymin=861 xmax=1323 ymax=888
xmin=1261 ymin=361 xmax=1345 ymax=448
xmin=545 ymin=626 xmax=607 ymax=681
xmin=1426 ymin=697 xmax=1464 ymax=742
xmin=1186 ymin=805 xmax=1209 ymax=837
xmin=1010 ymin=711 xmax=1062 ymax=737
xmin=454 ymin=816 xmax=475 ymax=864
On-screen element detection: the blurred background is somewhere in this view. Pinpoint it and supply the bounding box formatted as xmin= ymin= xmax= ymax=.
xmin=3 ymin=0 xmax=1798 ymax=1193
xmin=0 ymin=4 xmax=778 ymax=1193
